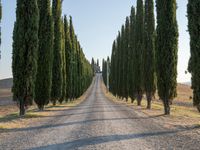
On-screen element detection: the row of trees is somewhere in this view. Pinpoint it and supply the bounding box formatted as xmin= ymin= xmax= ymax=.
xmin=107 ymin=0 xmax=178 ymax=115
xmin=12 ymin=0 xmax=93 ymax=116
xmin=187 ymin=0 xmax=200 ymax=112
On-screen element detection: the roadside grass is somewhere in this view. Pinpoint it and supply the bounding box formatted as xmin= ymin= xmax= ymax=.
xmin=0 ymin=101 xmax=83 ymax=130
xmin=0 ymin=95 xmax=86 ymax=130
xmin=0 ymin=78 xmax=94 ymax=131
xmin=101 ymin=81 xmax=200 ymax=127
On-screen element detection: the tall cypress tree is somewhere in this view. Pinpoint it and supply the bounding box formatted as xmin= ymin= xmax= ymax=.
xmin=76 ymin=43 xmax=80 ymax=96
xmin=51 ymin=0 xmax=63 ymax=105
xmin=124 ymin=17 xmax=130 ymax=101
xmin=64 ymin=15 xmax=71 ymax=101
xmin=129 ymin=6 xmax=136 ymax=102
xmin=110 ymin=40 xmax=116 ymax=95
xmin=12 ymin=0 xmax=39 ymax=116
xmin=35 ymin=0 xmax=54 ymax=110
xmin=187 ymin=0 xmax=200 ymax=112
xmin=74 ymin=35 xmax=78 ymax=98
xmin=69 ymin=16 xmax=76 ymax=100
xmin=116 ymin=32 xmax=121 ymax=98
xmin=102 ymin=59 xmax=107 ymax=85
xmin=59 ymin=19 xmax=66 ymax=103
xmin=120 ymin=25 xmax=125 ymax=99
xmin=156 ymin=0 xmax=178 ymax=115
xmin=91 ymin=57 xmax=95 ymax=75
xmin=134 ymin=0 xmax=144 ymax=106
xmin=143 ymin=0 xmax=156 ymax=109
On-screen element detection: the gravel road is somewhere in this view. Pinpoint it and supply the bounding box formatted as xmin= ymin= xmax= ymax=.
xmin=0 ymin=74 xmax=200 ymax=150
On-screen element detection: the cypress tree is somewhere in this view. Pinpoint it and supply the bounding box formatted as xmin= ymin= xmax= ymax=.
xmin=74 ymin=35 xmax=78 ymax=98
xmin=69 ymin=16 xmax=77 ymax=100
xmin=143 ymin=0 xmax=156 ymax=109
xmin=156 ymin=0 xmax=178 ymax=115
xmin=129 ymin=6 xmax=136 ymax=102
xmin=110 ymin=40 xmax=117 ymax=95
xmin=77 ymin=42 xmax=83 ymax=97
xmin=187 ymin=0 xmax=200 ymax=112
xmin=116 ymin=32 xmax=121 ymax=98
xmin=107 ymin=57 xmax=110 ymax=89
xmin=124 ymin=17 xmax=130 ymax=101
xmin=51 ymin=0 xmax=63 ymax=105
xmin=91 ymin=58 xmax=95 ymax=75
xmin=64 ymin=15 xmax=71 ymax=101
xmin=59 ymin=19 xmax=66 ymax=103
xmin=12 ymin=0 xmax=39 ymax=116
xmin=134 ymin=0 xmax=144 ymax=106
xmin=102 ymin=59 xmax=105 ymax=83
xmin=102 ymin=59 xmax=107 ymax=85
xmin=35 ymin=0 xmax=54 ymax=110
xmin=120 ymin=25 xmax=125 ymax=99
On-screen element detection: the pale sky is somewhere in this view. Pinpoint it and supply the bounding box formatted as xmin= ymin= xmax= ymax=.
xmin=0 ymin=0 xmax=191 ymax=83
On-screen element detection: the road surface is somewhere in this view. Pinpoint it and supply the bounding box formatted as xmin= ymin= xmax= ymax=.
xmin=0 ymin=74 xmax=200 ymax=150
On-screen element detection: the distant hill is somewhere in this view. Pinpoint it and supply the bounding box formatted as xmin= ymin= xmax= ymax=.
xmin=181 ymin=82 xmax=191 ymax=86
xmin=0 ymin=78 xmax=13 ymax=89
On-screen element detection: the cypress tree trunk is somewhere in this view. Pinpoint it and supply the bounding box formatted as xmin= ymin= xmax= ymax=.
xmin=35 ymin=0 xmax=54 ymax=110
xmin=146 ymin=93 xmax=152 ymax=109
xmin=51 ymin=0 xmax=63 ymax=105
xmin=12 ymin=0 xmax=39 ymax=116
xmin=187 ymin=0 xmax=200 ymax=112
xmin=19 ymin=99 xmax=25 ymax=116
xmin=156 ymin=0 xmax=178 ymax=115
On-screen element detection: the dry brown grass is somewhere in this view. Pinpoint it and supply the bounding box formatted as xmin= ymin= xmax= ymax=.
xmin=0 ymin=80 xmax=93 ymax=130
xmin=0 ymin=100 xmax=84 ymax=130
xmin=101 ymin=81 xmax=200 ymax=129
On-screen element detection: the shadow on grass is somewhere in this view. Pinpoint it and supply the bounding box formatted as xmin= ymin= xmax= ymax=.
xmin=0 ymin=113 xmax=46 ymax=123
xmin=27 ymin=125 xmax=200 ymax=150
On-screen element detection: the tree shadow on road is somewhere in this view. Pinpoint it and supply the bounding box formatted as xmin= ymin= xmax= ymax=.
xmin=0 ymin=115 xmax=198 ymax=133
xmin=27 ymin=125 xmax=200 ymax=150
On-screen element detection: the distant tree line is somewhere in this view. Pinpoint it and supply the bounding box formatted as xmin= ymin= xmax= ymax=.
xmin=104 ymin=0 xmax=178 ymax=115
xmin=102 ymin=57 xmax=110 ymax=87
xmin=91 ymin=58 xmax=101 ymax=75
xmin=12 ymin=0 xmax=93 ymax=116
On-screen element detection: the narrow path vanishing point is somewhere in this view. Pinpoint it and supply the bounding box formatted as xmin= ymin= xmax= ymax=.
xmin=0 ymin=74 xmax=200 ymax=150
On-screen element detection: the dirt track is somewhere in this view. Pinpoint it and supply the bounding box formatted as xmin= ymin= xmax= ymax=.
xmin=0 ymin=75 xmax=200 ymax=150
